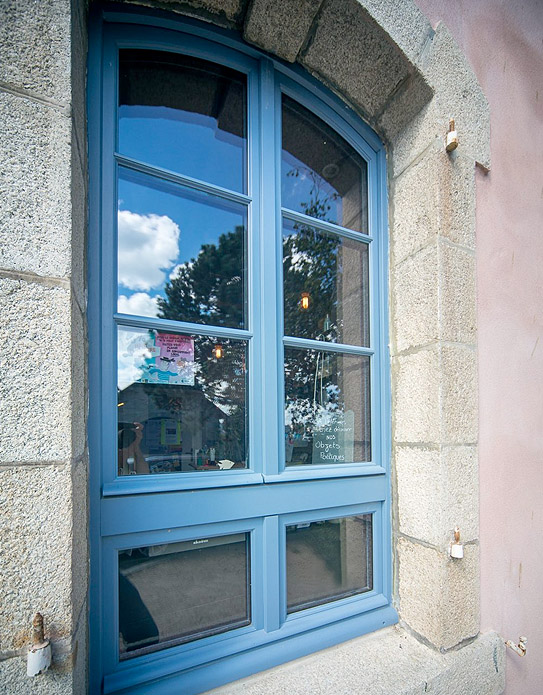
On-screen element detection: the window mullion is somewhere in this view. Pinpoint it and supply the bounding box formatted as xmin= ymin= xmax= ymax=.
xmin=257 ymin=58 xmax=282 ymax=477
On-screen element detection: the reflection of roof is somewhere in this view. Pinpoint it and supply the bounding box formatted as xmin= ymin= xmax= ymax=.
xmin=119 ymin=382 xmax=226 ymax=422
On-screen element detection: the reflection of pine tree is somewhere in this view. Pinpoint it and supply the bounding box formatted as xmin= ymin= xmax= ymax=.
xmin=157 ymin=226 xmax=245 ymax=329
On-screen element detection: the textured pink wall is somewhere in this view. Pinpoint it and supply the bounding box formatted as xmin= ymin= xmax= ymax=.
xmin=413 ymin=1 xmax=543 ymax=693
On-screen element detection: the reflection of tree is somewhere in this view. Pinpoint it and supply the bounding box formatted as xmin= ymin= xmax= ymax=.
xmin=284 ymin=171 xmax=343 ymax=439
xmin=157 ymin=226 xmax=244 ymax=329
xmin=156 ymin=180 xmax=345 ymax=447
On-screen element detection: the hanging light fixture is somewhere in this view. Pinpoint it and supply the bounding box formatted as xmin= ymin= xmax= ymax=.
xmin=301 ymin=292 xmax=310 ymax=310
xmin=213 ymin=344 xmax=223 ymax=359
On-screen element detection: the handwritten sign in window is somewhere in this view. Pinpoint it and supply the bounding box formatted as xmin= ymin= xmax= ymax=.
xmin=312 ymin=410 xmax=354 ymax=464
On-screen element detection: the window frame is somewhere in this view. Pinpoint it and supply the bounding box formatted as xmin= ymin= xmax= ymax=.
xmin=88 ymin=8 xmax=394 ymax=695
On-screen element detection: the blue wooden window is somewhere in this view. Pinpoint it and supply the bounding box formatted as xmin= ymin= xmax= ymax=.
xmin=88 ymin=8 xmax=395 ymax=695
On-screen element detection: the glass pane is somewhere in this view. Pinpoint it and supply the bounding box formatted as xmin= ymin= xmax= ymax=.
xmin=119 ymin=50 xmax=247 ymax=192
xmin=119 ymin=533 xmax=250 ymax=657
xmin=282 ymin=95 xmax=368 ymax=233
xmin=287 ymin=515 xmax=372 ymax=612
xmin=117 ymin=167 xmax=247 ymax=329
xmin=284 ymin=348 xmax=371 ymax=465
xmin=283 ymin=217 xmax=369 ymax=346
xmin=118 ymin=327 xmax=247 ymax=475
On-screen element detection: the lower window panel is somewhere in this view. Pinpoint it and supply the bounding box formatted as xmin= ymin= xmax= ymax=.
xmin=286 ymin=514 xmax=373 ymax=613
xmin=118 ymin=532 xmax=251 ymax=658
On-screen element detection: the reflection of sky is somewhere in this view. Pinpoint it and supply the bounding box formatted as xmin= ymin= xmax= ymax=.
xmin=117 ymin=168 xmax=246 ymax=318
xmin=281 ymin=150 xmax=342 ymax=224
xmin=119 ymin=106 xmax=246 ymax=193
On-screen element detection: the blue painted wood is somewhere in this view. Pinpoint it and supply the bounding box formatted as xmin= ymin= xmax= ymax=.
xmin=281 ymin=207 xmax=373 ymax=243
xmin=114 ymin=154 xmax=253 ymax=206
xmin=88 ymin=6 xmax=395 ymax=694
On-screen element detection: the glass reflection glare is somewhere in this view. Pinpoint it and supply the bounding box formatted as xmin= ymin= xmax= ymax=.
xmin=119 ymin=533 xmax=250 ymax=657
xmin=284 ymin=348 xmax=371 ymax=465
xmin=117 ymin=167 xmax=246 ymax=327
xmin=119 ymin=50 xmax=247 ymax=192
xmin=118 ymin=327 xmax=248 ymax=475
xmin=281 ymin=95 xmax=368 ymax=233
xmin=286 ymin=515 xmax=373 ymax=612
xmin=283 ymin=217 xmax=369 ymax=346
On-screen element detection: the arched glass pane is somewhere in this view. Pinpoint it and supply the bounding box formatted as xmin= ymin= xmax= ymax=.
xmin=281 ymin=95 xmax=368 ymax=234
xmin=119 ymin=50 xmax=247 ymax=192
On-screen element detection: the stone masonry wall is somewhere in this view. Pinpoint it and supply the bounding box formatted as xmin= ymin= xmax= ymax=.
xmin=0 ymin=0 xmax=88 ymax=691
xmin=0 ymin=0 xmax=505 ymax=693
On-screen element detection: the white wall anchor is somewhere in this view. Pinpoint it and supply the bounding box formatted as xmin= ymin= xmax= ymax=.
xmin=505 ymin=636 xmax=527 ymax=657
xmin=27 ymin=613 xmax=52 ymax=677
xmin=449 ymin=527 xmax=464 ymax=559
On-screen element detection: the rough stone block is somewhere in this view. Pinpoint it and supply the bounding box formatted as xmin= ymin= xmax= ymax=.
xmin=116 ymin=0 xmax=247 ymax=26
xmin=441 ymin=345 xmax=478 ymax=444
xmin=395 ymin=445 xmax=478 ymax=546
xmin=436 ymin=152 xmax=477 ymax=250
xmin=424 ymin=23 xmax=490 ymax=169
xmin=71 ymin=457 xmax=89 ymax=621
xmin=398 ymin=537 xmax=479 ymax=650
xmin=393 ymin=348 xmax=440 ymax=444
xmin=391 ymin=243 xmax=439 ymax=354
xmin=0 ymin=278 xmax=72 ymax=463
xmin=244 ymin=0 xmax=322 ymax=63
xmin=0 ymin=465 xmax=73 ymax=653
xmin=395 ymin=445 xmax=442 ymax=543
xmin=71 ymin=296 xmax=87 ymax=461
xmin=301 ymin=0 xmax=409 ymax=119
xmin=0 ymin=656 xmax=72 ymax=695
xmin=0 ymin=92 xmax=72 ymax=279
xmin=391 ymin=152 xmax=439 ymax=266
xmin=71 ymin=145 xmax=88 ymax=317
xmin=359 ymin=0 xmax=434 ymax=66
xmin=429 ymin=631 xmax=505 ymax=695
xmin=440 ymin=242 xmax=476 ymax=345
xmin=0 ymin=0 xmax=71 ymax=103
xmin=71 ymin=599 xmax=88 ymax=695
xmin=441 ymin=445 xmax=478 ymax=543
xmin=391 ymin=150 xmax=476 ymax=265
xmin=207 ymin=626 xmax=503 ymax=695
xmin=377 ymin=68 xmax=433 ymax=142
xmin=389 ymin=98 xmax=443 ymax=178
xmin=70 ymin=1 xmax=88 ymax=177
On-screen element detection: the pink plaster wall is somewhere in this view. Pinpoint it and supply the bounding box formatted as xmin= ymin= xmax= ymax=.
xmin=414 ymin=1 xmax=543 ymax=693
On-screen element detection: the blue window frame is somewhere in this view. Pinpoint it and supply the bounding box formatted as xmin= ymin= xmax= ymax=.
xmin=88 ymin=8 xmax=395 ymax=694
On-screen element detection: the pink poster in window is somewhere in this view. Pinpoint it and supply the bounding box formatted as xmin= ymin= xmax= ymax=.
xmin=138 ymin=332 xmax=195 ymax=386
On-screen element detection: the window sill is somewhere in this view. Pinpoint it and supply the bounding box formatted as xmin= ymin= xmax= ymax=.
xmin=205 ymin=628 xmax=505 ymax=695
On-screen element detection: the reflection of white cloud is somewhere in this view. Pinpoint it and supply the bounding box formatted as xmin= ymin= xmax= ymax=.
xmin=118 ymin=210 xmax=180 ymax=291
xmin=118 ymin=328 xmax=154 ymax=391
xmin=118 ymin=292 xmax=159 ymax=318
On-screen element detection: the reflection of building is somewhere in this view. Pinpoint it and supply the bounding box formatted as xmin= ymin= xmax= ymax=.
xmin=119 ymin=383 xmax=229 ymax=471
